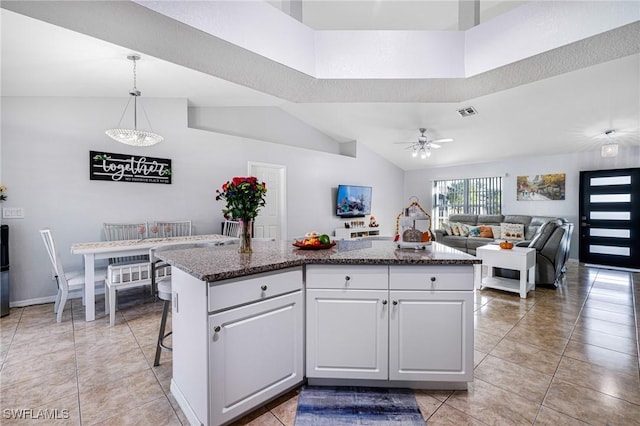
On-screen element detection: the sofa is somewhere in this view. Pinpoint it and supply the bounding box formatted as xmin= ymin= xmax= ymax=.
xmin=434 ymin=214 xmax=573 ymax=286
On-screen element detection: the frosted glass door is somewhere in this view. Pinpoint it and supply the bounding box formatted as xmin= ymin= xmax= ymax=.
xmin=579 ymin=168 xmax=639 ymax=269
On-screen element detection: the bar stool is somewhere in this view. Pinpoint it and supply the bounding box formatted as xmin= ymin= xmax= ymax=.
xmin=154 ymin=276 xmax=172 ymax=366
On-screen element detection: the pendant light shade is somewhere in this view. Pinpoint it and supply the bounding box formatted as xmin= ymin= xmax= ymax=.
xmin=105 ymin=55 xmax=163 ymax=146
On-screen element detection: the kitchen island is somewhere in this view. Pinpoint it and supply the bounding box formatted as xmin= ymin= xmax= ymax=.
xmin=157 ymin=239 xmax=480 ymax=426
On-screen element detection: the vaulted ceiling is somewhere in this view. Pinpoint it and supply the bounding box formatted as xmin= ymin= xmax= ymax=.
xmin=2 ymin=1 xmax=639 ymax=170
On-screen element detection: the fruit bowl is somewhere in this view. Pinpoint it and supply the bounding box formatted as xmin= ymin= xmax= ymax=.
xmin=293 ymin=241 xmax=336 ymax=250
xmin=499 ymin=241 xmax=514 ymax=249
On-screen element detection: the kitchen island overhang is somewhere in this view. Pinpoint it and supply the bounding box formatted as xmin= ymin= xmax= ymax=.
xmin=157 ymin=240 xmax=480 ymax=426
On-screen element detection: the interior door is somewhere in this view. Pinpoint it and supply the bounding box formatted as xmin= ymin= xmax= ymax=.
xmin=579 ymin=168 xmax=640 ymax=269
xmin=248 ymin=162 xmax=286 ymax=239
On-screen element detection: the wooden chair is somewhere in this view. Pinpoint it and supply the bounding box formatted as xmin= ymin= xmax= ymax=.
xmin=39 ymin=229 xmax=107 ymax=323
xmin=151 ymin=220 xmax=192 ymax=238
xmin=222 ymin=220 xmax=240 ymax=237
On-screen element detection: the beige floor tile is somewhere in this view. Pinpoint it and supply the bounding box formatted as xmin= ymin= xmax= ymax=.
xmin=473 ymin=328 xmax=503 ymax=353
xmin=413 ymin=390 xmax=443 ymax=420
xmin=1 ymin=393 xmax=81 ymax=425
xmin=77 ymin=346 xmax=150 ymax=390
xmin=0 ymin=368 xmax=78 ymax=409
xmin=579 ymin=306 xmax=635 ymax=326
xmin=587 ymin=291 xmax=634 ymax=307
xmin=269 ymin=393 xmax=298 ymax=426
xmin=533 ymin=406 xmax=590 ymax=425
xmin=512 ymin=315 xmax=575 ymax=339
xmin=11 ymin=321 xmax=74 ymax=346
xmin=543 ymin=378 xmax=640 ymax=425
xmin=473 ymin=315 xmax=514 ymax=338
xmin=422 ymin=389 xmax=454 ymax=402
xmin=91 ymin=396 xmax=180 ymax=426
xmin=489 ymin=337 xmax=561 ymax=375
xmin=584 ymin=299 xmax=635 ymax=315
xmin=563 ymin=340 xmax=639 ymax=376
xmin=570 ymin=325 xmax=637 ymax=356
xmin=5 ymin=331 xmax=75 ymax=362
xmin=79 ymin=369 xmax=164 ymax=425
xmin=473 ymin=350 xmax=487 ymax=368
xmin=165 ymin=390 xmax=189 ymax=425
xmin=229 ymin=406 xmax=280 ymax=426
xmin=446 ymin=378 xmax=540 ymax=424
xmin=554 ymin=356 xmax=640 ymax=405
xmin=0 ymin=346 xmax=76 ymax=387
xmin=427 ymin=403 xmax=488 ymax=425
xmin=505 ymin=324 xmax=569 ymax=354
xmin=575 ymin=316 xmax=637 ymax=340
xmin=474 ymin=355 xmax=553 ymax=403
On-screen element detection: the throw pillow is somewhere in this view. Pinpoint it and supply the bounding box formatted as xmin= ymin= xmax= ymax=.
xmin=478 ymin=225 xmax=494 ymax=238
xmin=489 ymin=225 xmax=502 ymax=239
xmin=459 ymin=224 xmax=470 ymax=237
xmin=451 ymin=223 xmax=461 ymax=236
xmin=441 ymin=222 xmax=453 ymax=236
xmin=467 ymin=226 xmax=481 ymax=237
xmin=501 ymin=222 xmax=525 ymax=241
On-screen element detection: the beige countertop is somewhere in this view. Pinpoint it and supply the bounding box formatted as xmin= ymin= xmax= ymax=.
xmin=156 ymin=239 xmax=480 ymax=282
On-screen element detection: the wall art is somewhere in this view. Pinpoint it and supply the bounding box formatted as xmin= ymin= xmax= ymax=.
xmin=517 ymin=173 xmax=565 ymax=201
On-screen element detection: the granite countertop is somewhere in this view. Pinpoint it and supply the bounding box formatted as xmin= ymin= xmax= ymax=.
xmin=156 ymin=239 xmax=480 ymax=282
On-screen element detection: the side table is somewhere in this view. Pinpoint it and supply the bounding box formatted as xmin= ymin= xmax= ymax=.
xmin=475 ymin=245 xmax=536 ymax=298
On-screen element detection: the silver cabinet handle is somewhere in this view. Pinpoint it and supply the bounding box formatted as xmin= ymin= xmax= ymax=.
xmin=392 ymin=300 xmax=398 ymax=306
xmin=261 ymin=285 xmax=268 ymax=291
xmin=214 ymin=326 xmax=221 ymax=333
xmin=344 ymin=276 xmax=351 ymax=286
xmin=382 ymin=300 xmax=388 ymax=305
xmin=430 ymin=276 xmax=436 ymax=285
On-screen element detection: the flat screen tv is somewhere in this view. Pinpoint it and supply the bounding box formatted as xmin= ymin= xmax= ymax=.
xmin=336 ymin=185 xmax=372 ymax=217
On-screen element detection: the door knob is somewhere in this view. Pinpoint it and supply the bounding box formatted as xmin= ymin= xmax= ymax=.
xmin=382 ymin=300 xmax=388 ymax=305
xmin=392 ymin=300 xmax=398 ymax=306
xmin=261 ymin=285 xmax=268 ymax=291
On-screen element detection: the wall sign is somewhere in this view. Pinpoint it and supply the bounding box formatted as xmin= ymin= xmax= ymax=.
xmin=90 ymin=151 xmax=172 ymax=184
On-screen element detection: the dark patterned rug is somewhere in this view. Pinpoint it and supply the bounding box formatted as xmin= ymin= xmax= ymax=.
xmin=294 ymin=386 xmax=424 ymax=425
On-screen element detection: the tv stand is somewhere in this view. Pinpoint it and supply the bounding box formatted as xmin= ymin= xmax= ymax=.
xmin=335 ymin=227 xmax=381 ymax=240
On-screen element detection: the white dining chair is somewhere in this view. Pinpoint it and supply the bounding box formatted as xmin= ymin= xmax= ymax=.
xmin=105 ymin=261 xmax=157 ymax=326
xmin=39 ymin=229 xmax=107 ymax=323
xmin=152 ymin=220 xmax=192 ymax=238
xmin=222 ymin=220 xmax=240 ymax=237
xmin=103 ymin=222 xmax=149 ymax=264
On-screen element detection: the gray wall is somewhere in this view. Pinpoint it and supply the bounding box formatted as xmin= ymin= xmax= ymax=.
xmin=404 ymin=146 xmax=640 ymax=260
xmin=1 ymin=96 xmax=404 ymax=305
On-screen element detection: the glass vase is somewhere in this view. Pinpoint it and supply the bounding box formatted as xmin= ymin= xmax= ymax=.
xmin=238 ymin=218 xmax=253 ymax=253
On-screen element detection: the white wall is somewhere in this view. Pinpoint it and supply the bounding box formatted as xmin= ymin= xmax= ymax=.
xmin=1 ymin=97 xmax=404 ymax=304
xmin=404 ymin=145 xmax=640 ymax=260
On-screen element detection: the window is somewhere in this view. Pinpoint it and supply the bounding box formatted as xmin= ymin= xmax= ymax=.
xmin=432 ymin=177 xmax=502 ymax=227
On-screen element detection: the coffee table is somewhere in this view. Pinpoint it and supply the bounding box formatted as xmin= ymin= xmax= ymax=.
xmin=475 ymin=244 xmax=536 ymax=298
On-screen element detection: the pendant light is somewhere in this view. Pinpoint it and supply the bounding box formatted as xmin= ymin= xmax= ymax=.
xmin=105 ymin=54 xmax=163 ymax=146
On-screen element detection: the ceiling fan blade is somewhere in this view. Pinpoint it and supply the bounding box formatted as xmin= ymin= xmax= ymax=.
xmin=430 ymin=143 xmax=441 ymax=149
xmin=431 ymin=138 xmax=453 ymax=143
xmin=393 ymin=141 xmax=415 ymax=145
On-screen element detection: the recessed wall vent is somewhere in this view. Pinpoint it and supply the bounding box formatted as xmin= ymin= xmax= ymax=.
xmin=456 ymin=106 xmax=477 ymax=117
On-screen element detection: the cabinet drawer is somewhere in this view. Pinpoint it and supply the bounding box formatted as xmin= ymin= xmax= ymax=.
xmin=389 ymin=265 xmax=474 ymax=291
xmin=208 ymin=267 xmax=302 ymax=313
xmin=306 ymin=265 xmax=388 ymax=290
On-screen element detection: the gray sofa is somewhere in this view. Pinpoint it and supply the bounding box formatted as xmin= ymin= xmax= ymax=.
xmin=434 ymin=214 xmax=573 ymax=286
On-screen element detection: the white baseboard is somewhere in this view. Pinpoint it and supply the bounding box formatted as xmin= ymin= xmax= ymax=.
xmin=9 ymin=288 xmax=105 ymax=308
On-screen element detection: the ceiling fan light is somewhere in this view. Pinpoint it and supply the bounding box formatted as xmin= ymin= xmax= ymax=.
xmin=420 ymin=148 xmax=427 ymax=159
xmin=601 ymin=143 xmax=618 ymax=157
xmin=426 ymin=147 xmax=431 ymax=157
xmin=411 ymin=148 xmax=418 ymax=158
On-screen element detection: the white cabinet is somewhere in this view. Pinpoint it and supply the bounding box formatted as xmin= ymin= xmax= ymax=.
xmin=306 ymin=289 xmax=388 ymax=380
xmin=170 ymin=267 xmax=303 ymax=426
xmin=334 ymin=227 xmax=381 ymax=239
xmin=306 ymin=264 xmax=474 ymax=387
xmin=209 ymin=291 xmax=303 ymax=425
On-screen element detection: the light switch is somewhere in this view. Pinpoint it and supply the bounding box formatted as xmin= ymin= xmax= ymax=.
xmin=2 ymin=207 xmax=25 ymax=219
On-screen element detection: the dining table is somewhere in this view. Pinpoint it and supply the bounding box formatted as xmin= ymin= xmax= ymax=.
xmin=70 ymin=233 xmax=233 ymax=321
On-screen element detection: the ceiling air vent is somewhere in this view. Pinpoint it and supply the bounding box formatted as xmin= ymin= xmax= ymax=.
xmin=456 ymin=106 xmax=477 ymax=117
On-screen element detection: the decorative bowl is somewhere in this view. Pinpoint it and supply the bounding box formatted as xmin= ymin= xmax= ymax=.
xmin=293 ymin=241 xmax=336 ymax=250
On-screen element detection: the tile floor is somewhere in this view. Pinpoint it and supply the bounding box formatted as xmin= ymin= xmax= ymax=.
xmin=1 ymin=263 xmax=638 ymax=425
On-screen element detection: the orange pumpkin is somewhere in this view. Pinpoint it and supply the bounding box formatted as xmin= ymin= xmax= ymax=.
xmin=499 ymin=241 xmax=514 ymax=249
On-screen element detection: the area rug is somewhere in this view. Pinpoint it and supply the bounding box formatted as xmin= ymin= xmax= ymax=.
xmin=294 ymin=386 xmax=424 ymax=425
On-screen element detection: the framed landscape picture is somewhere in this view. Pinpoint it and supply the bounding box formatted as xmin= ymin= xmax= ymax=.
xmin=517 ymin=173 xmax=565 ymax=201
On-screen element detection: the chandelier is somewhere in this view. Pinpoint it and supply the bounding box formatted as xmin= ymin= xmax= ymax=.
xmin=105 ymin=54 xmax=163 ymax=147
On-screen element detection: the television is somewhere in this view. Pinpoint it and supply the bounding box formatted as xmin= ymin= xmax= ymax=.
xmin=336 ymin=185 xmax=372 ymax=217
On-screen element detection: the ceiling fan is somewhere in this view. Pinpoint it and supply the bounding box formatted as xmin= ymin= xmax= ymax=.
xmin=395 ymin=128 xmax=453 ymax=159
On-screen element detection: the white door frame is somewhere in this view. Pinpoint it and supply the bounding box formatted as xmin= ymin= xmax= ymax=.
xmin=248 ymin=161 xmax=287 ymax=240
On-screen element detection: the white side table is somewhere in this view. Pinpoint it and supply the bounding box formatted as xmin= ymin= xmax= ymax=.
xmin=476 ymin=245 xmax=536 ymax=298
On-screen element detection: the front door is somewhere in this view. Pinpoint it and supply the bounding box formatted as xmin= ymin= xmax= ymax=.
xmin=579 ymin=168 xmax=640 ymax=269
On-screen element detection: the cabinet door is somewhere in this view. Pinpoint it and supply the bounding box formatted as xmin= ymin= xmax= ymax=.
xmin=209 ymin=291 xmax=303 ymax=425
xmin=306 ymin=289 xmax=388 ymax=380
xmin=389 ymin=290 xmax=474 ymax=382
